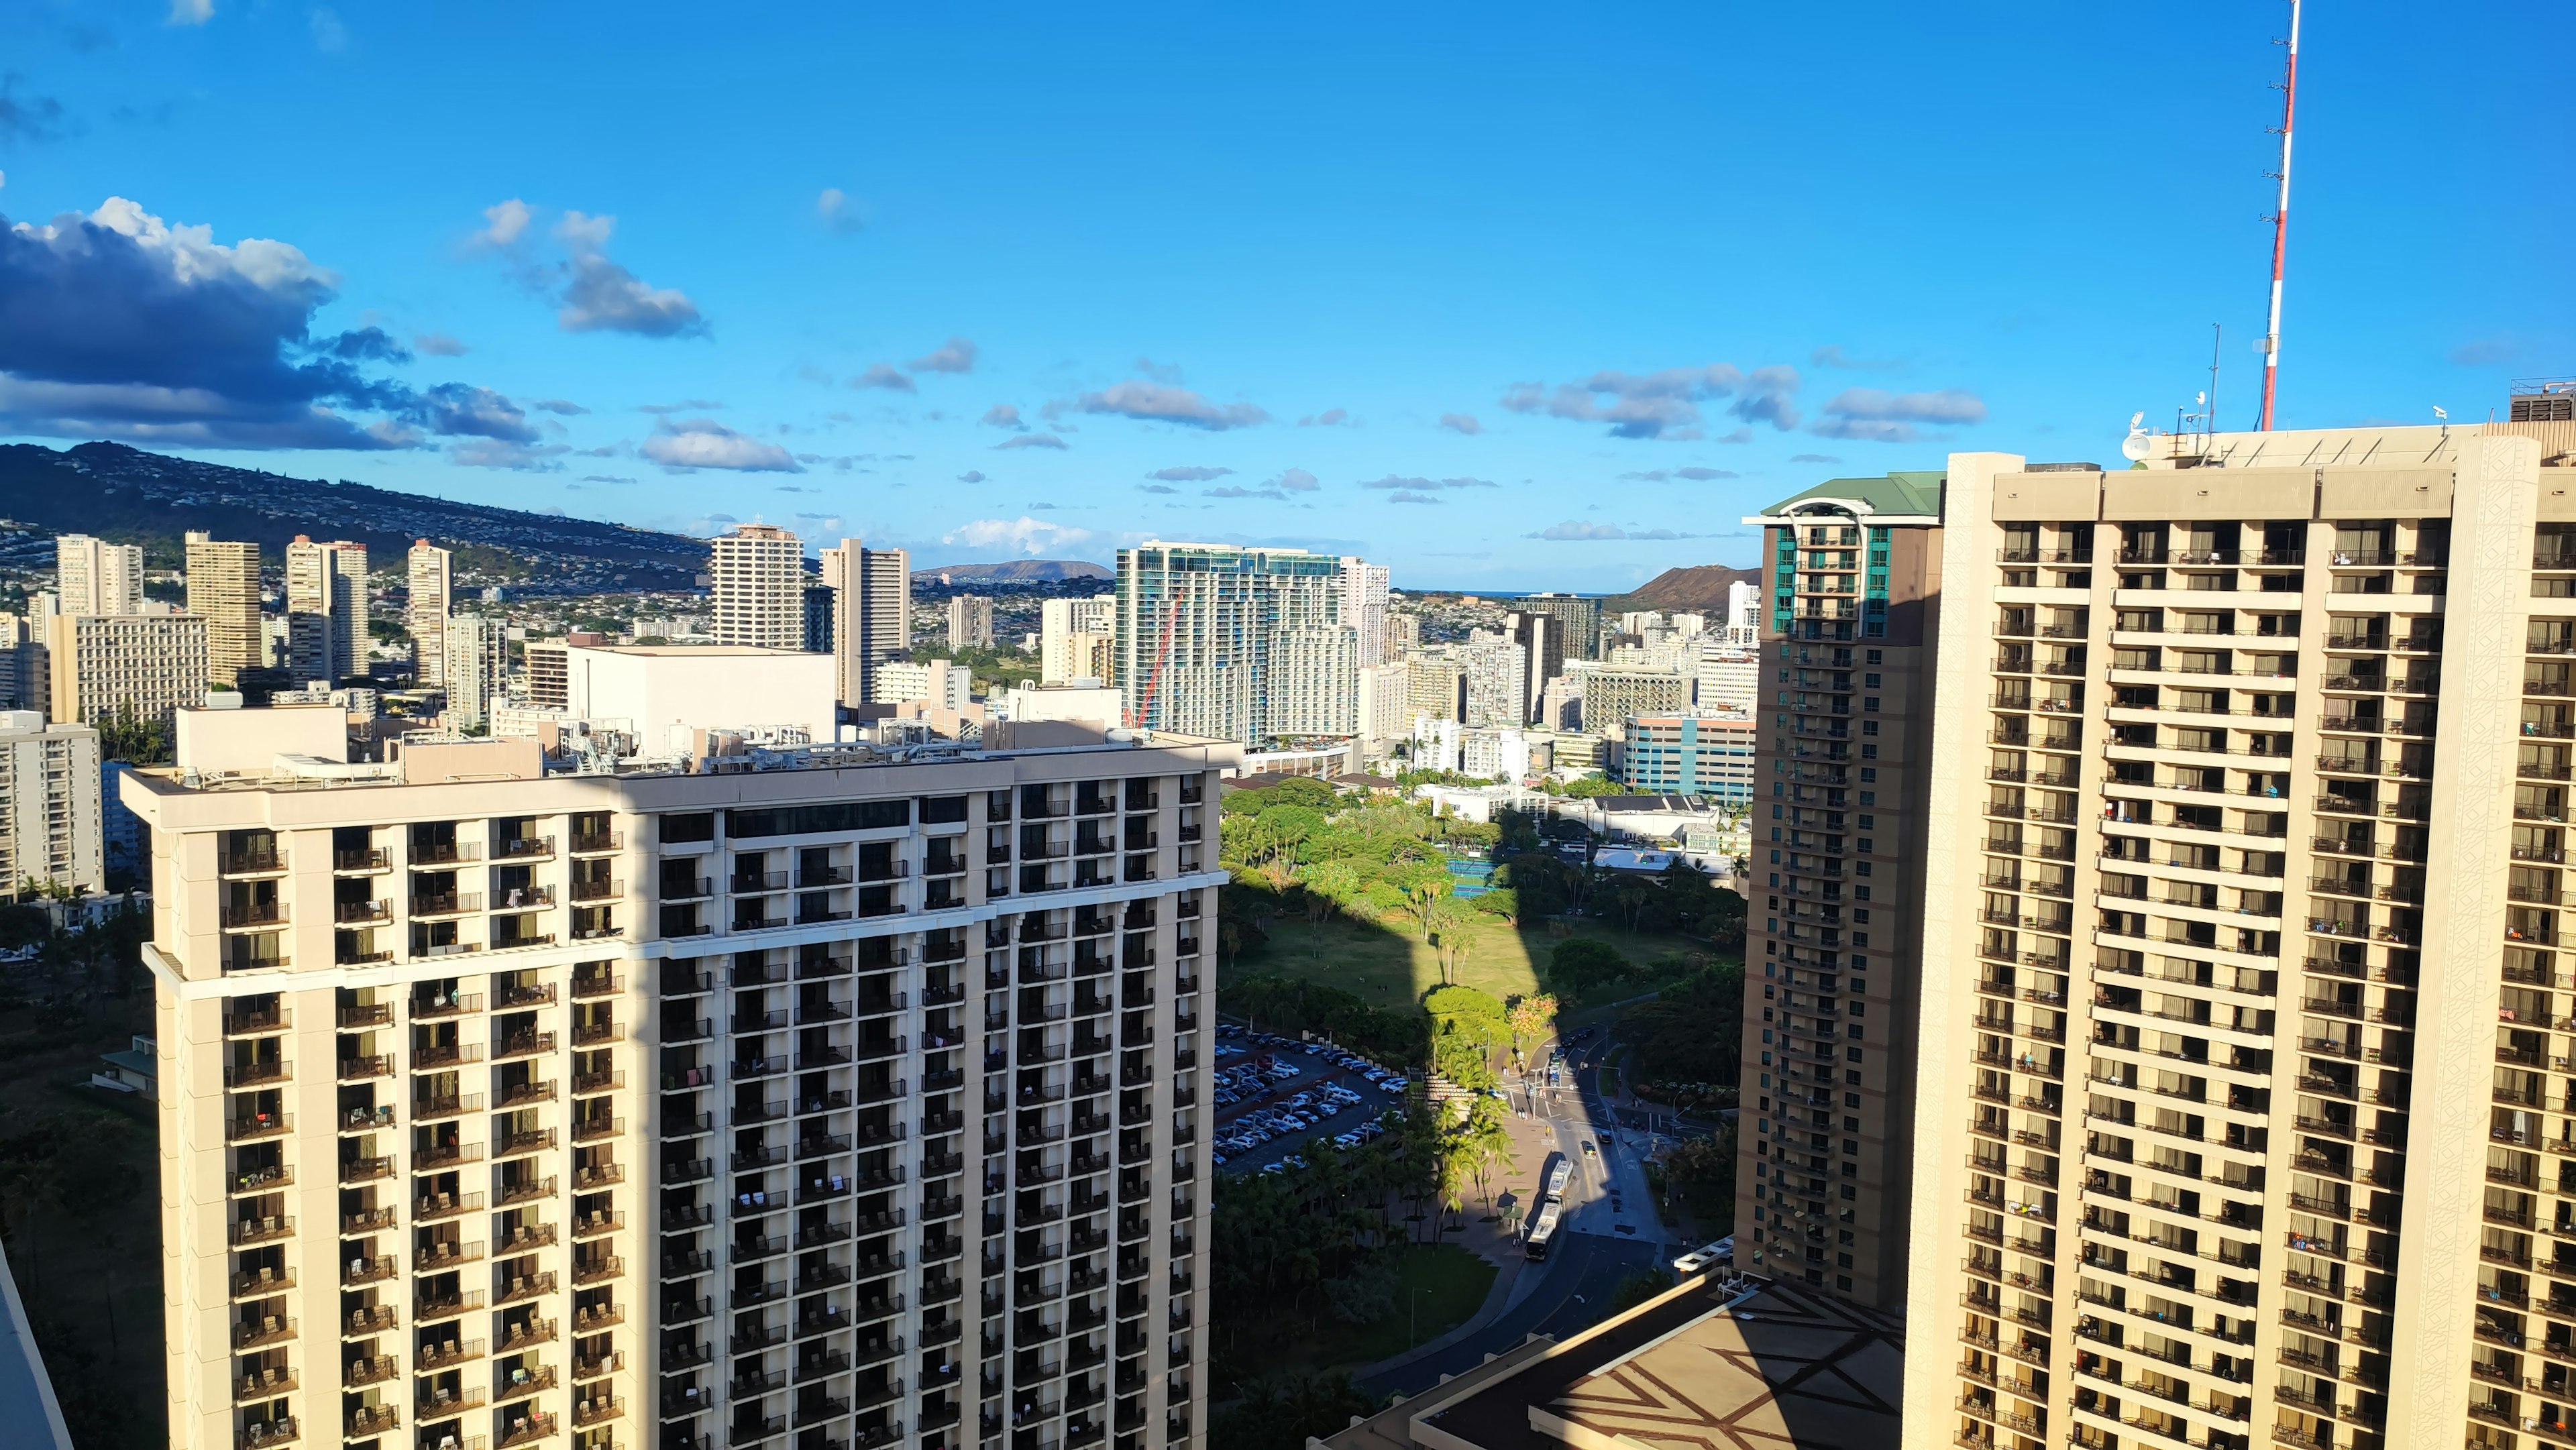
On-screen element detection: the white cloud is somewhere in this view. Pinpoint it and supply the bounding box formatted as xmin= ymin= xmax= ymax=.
xmin=1299 ymin=407 xmax=1350 ymax=427
xmin=449 ymin=438 xmax=566 ymax=471
xmin=996 ymin=433 xmax=1068 ymax=451
xmin=1148 ymin=465 xmax=1232 ymax=482
xmin=472 ymin=199 xmax=531 ymax=249
xmin=1810 ymin=386 xmax=1987 ymax=442
xmin=414 ymin=331 xmax=468 ymax=357
xmin=980 ymin=403 xmax=1024 ymax=429
xmin=554 ymin=211 xmax=704 ymax=337
xmin=1619 ymin=465 xmax=1737 ymax=482
xmin=1358 ymin=475 xmax=1494 ymax=492
xmin=1064 ymin=380 xmax=1267 ymax=431
xmin=851 ymin=363 xmax=914 ymax=393
xmin=1529 ymin=520 xmax=1707 ymax=541
xmin=641 ymin=418 xmax=801 ymax=472
xmin=1271 ymin=467 xmax=1319 ymax=492
xmin=309 ymin=6 xmax=346 ymax=51
xmin=816 ymin=187 xmax=863 ymax=235
xmin=1500 ymin=363 xmax=1801 ymax=438
xmin=1438 ymin=412 xmax=1482 ymax=435
xmin=168 ymin=0 xmax=213 ymax=24
xmin=908 ymin=336 xmax=977 ymax=374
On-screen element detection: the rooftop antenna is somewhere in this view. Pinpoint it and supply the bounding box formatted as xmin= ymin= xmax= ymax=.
xmin=2206 ymin=323 xmax=2224 ymax=445
xmin=2257 ymin=0 xmax=2301 ymax=431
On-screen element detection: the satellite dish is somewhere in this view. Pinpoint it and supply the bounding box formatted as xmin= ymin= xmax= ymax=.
xmin=2121 ymin=427 xmax=2154 ymax=462
xmin=2129 ymin=411 xmax=2146 ymax=429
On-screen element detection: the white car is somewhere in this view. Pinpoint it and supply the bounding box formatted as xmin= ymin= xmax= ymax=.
xmin=1671 ymin=1237 xmax=1733 ymax=1276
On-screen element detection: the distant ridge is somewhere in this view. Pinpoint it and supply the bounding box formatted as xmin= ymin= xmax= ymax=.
xmin=912 ymin=559 xmax=1112 ymax=583
xmin=1603 ymin=563 xmax=1762 ymax=615
xmin=0 ymin=441 xmax=710 ymax=590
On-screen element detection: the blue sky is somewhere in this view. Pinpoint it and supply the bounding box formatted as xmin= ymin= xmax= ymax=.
xmin=0 ymin=1 xmax=2565 ymax=590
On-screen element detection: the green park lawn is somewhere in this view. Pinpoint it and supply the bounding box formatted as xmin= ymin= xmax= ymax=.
xmin=1226 ymin=909 xmax=1709 ymax=1017
xmin=1298 ymin=1243 xmax=1498 ymax=1369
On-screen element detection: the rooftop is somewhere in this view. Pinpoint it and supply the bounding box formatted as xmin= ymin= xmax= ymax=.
xmin=1754 ymin=469 xmax=1945 ymax=523
xmin=1411 ymin=1276 xmax=1901 ymax=1450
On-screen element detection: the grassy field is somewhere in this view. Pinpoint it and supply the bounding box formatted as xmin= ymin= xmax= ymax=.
xmin=1298 ymin=1244 xmax=1497 ymax=1369
xmin=1228 ymin=909 xmax=1707 ymax=1015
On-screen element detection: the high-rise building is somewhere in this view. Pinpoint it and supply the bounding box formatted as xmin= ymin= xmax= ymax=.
xmin=524 ymin=639 xmax=572 ymax=712
xmin=946 ymin=595 xmax=996 ymax=652
xmin=284 ymin=537 xmax=369 ymax=683
xmin=46 ymin=612 xmax=209 ymax=730
xmin=1382 ymin=612 xmax=1421 ymax=659
xmin=1570 ymin=665 xmax=1689 ymax=729
xmin=712 ymin=524 xmax=808 ymax=649
xmin=803 ymin=581 xmax=836 ymax=654
xmin=56 ymin=533 xmax=144 ymax=618
xmin=1356 ymin=663 xmax=1409 ymax=748
xmin=1513 ymin=592 xmax=1603 ymax=661
xmin=409 ymin=541 xmax=454 ymax=689
xmin=1041 ymin=598 xmax=1118 ymax=683
xmin=820 ymin=539 xmax=913 ymax=706
xmin=186 ymin=532 xmax=264 ymax=687
xmin=125 ymin=708 xmax=1226 ymax=1450
xmin=1509 ymin=612 xmax=1565 ymax=723
xmin=444 ymin=615 xmax=510 ymax=731
xmin=1460 ymin=638 xmax=1528 ymax=730
xmin=1338 ymin=560 xmax=1391 ymax=667
xmin=1695 ymin=640 xmax=1760 ymax=715
xmin=1113 ymin=543 xmax=1352 ymax=746
xmin=1267 ymin=626 xmax=1360 ymax=738
xmin=1899 ymin=423 xmax=2576 ymax=1450
xmin=0 ymin=710 xmax=101 ymax=895
xmin=1735 ymin=469 xmax=1943 ymax=1314
xmin=1723 ymin=579 xmax=1763 ymax=646
xmin=0 ymin=613 xmax=42 ymax=713
xmin=1404 ymin=657 xmax=1467 ymax=726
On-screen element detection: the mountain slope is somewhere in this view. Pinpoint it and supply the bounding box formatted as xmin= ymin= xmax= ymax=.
xmin=1604 ymin=563 xmax=1762 ymax=615
xmin=912 ymin=559 xmax=1112 ymax=583
xmin=0 ymin=441 xmax=711 ymax=590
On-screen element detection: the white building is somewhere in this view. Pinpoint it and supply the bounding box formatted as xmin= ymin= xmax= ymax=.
xmin=56 ymin=534 xmax=144 ymax=618
xmin=1722 ymin=578 xmax=1761 ymax=645
xmin=1461 ymin=726 xmax=1534 ymax=782
xmin=1355 ymin=661 xmax=1409 ymax=748
xmin=47 ymin=612 xmax=209 ymax=730
xmin=0 ymin=711 xmax=102 ymax=895
xmin=408 ymin=541 xmax=453 ymax=688
xmin=710 ymin=524 xmax=806 ymax=649
xmin=1040 ymin=596 xmax=1117 ymax=683
xmin=819 ymin=537 xmax=911 ymax=706
xmin=945 ymin=594 xmax=996 ymax=651
xmin=1409 ymin=712 xmax=1462 ymax=773
xmin=565 ymin=644 xmax=839 ymax=752
xmin=877 ymin=657 xmax=974 ymax=712
xmin=1267 ymin=624 xmax=1360 ymax=738
xmin=1459 ymin=636 xmax=1527 ymax=729
xmin=1694 ymin=640 xmax=1760 ymax=714
xmin=442 ymin=615 xmax=509 ymax=731
xmin=1114 ymin=542 xmax=1356 ymax=747
xmin=1000 ymin=680 xmax=1123 ymax=730
xmin=1338 ymin=558 xmax=1391 ymax=667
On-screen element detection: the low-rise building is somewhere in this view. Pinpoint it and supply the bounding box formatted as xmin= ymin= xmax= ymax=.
xmin=1611 ymin=712 xmax=1758 ymax=801
xmin=877 ymin=657 xmax=975 ymax=712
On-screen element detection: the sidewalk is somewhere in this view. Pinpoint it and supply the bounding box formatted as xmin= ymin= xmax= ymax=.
xmin=1354 ymin=1099 xmax=1560 ymax=1381
xmin=1355 ymin=1247 xmax=1528 ymax=1383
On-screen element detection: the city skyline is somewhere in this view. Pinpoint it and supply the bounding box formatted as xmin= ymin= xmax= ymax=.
xmin=1 ymin=2 xmax=2564 ymax=591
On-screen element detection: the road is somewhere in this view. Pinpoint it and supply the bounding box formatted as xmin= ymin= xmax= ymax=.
xmin=1358 ymin=1031 xmax=1688 ymax=1398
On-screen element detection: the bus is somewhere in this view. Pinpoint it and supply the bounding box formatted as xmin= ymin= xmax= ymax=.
xmin=1544 ymin=1157 xmax=1571 ymax=1203
xmin=1525 ymin=1201 xmax=1562 ymax=1261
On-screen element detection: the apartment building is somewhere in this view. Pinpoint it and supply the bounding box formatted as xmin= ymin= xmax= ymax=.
xmin=879 ymin=660 xmax=974 ymax=713
xmin=1041 ymin=600 xmax=1116 ymax=687
xmin=411 ymin=544 xmax=455 ymax=691
xmin=0 ymin=710 xmax=103 ymax=895
xmin=1904 ymin=421 xmax=2576 ymax=1450
xmin=129 ymin=704 xmax=1228 ymax=1450
xmin=1404 ymin=659 xmax=1466 ymax=727
xmin=1338 ymin=561 xmax=1391 ymax=669
xmin=526 ymin=642 xmax=573 ymax=714
xmin=445 ymin=617 xmax=510 ymax=732
xmin=1513 ymin=594 xmax=1602 ymax=662
xmin=58 ymin=533 xmax=146 ymax=617
xmin=713 ymin=526 xmax=808 ymax=651
xmin=189 ymin=533 xmax=266 ymax=687
xmin=1112 ymin=544 xmax=1350 ymax=748
xmin=1612 ymin=714 xmax=1758 ymax=802
xmin=1571 ymin=665 xmax=1689 ymax=731
xmin=48 ymin=610 xmax=211 ymax=730
xmin=286 ymin=539 xmax=370 ymax=685
xmin=1735 ymin=470 xmax=1945 ymax=1312
xmin=947 ymin=598 xmax=996 ymax=653
xmin=1460 ymin=638 xmax=1527 ymax=730
xmin=820 ymin=541 xmax=913 ymax=707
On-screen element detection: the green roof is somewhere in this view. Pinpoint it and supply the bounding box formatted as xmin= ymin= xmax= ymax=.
xmin=1759 ymin=469 xmax=1945 ymax=519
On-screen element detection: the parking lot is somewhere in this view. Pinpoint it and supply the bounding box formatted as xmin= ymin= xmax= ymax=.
xmin=1212 ymin=1025 xmax=1409 ymax=1175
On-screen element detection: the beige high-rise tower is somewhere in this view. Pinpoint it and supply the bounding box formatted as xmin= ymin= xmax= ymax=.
xmin=130 ymin=702 xmax=1227 ymax=1450
xmin=820 ymin=539 xmax=912 ymax=706
xmin=1905 ymin=406 xmax=2576 ymax=1450
xmin=284 ymin=538 xmax=369 ymax=684
xmin=712 ymin=525 xmax=807 ymax=650
xmin=58 ymin=532 xmax=145 ymax=617
xmin=186 ymin=532 xmax=264 ymax=687
xmin=411 ymin=542 xmax=454 ymax=693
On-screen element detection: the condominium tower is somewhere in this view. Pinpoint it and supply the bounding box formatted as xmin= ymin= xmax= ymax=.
xmin=59 ymin=532 xmax=146 ymax=617
xmin=712 ymin=526 xmax=808 ymax=651
xmin=947 ymin=597 xmax=996 ymax=653
xmin=286 ymin=538 xmax=370 ymax=684
xmin=411 ymin=543 xmax=455 ymax=693
xmin=1041 ymin=599 xmax=1116 ymax=685
xmin=131 ymin=705 xmax=1226 ymax=1450
xmin=819 ymin=540 xmax=913 ymax=707
xmin=1112 ymin=544 xmax=1355 ymax=747
xmin=1736 ymin=471 xmax=1943 ymax=1310
xmin=1907 ymin=419 xmax=2576 ymax=1450
xmin=0 ymin=710 xmax=103 ymax=894
xmin=188 ymin=532 xmax=265 ymax=687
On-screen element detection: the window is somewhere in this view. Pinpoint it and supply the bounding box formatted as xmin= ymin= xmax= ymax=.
xmin=659 ymin=812 xmax=715 ymax=844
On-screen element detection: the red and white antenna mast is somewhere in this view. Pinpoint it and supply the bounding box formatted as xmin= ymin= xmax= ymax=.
xmin=2257 ymin=0 xmax=2300 ymax=431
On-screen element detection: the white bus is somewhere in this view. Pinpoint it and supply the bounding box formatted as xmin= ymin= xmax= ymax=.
xmin=1544 ymin=1158 xmax=1571 ymax=1203
xmin=1525 ymin=1201 xmax=1563 ymax=1261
